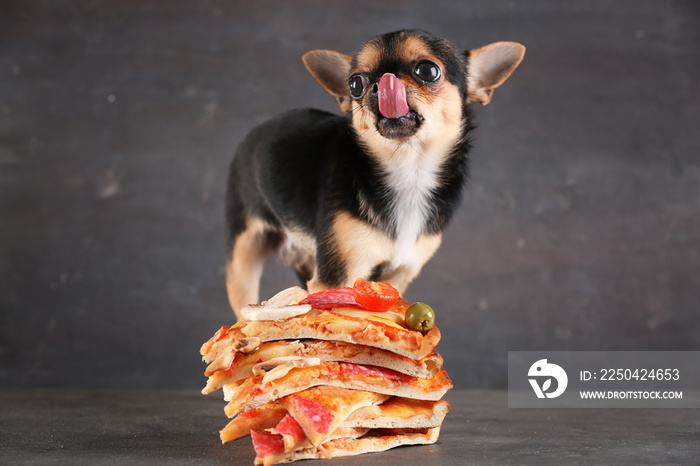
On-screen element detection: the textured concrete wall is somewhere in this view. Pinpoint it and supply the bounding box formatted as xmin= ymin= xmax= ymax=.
xmin=1 ymin=0 xmax=698 ymax=388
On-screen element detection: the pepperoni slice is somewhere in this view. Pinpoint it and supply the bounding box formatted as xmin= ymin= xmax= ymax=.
xmin=288 ymin=395 xmax=334 ymax=434
xmin=271 ymin=414 xmax=306 ymax=441
xmin=250 ymin=430 xmax=285 ymax=457
xmin=340 ymin=363 xmax=416 ymax=383
xmin=299 ymin=287 xmax=361 ymax=309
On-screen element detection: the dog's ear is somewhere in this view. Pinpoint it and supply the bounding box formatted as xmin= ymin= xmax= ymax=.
xmin=302 ymin=50 xmax=354 ymax=113
xmin=466 ymin=42 xmax=525 ymax=105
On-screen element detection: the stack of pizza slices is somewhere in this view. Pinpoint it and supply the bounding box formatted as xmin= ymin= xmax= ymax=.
xmin=200 ymin=280 xmax=452 ymax=465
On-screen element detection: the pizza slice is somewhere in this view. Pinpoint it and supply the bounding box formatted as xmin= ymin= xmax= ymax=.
xmin=221 ymin=386 xmax=385 ymax=446
xmin=250 ymin=395 xmax=447 ymax=466
xmin=254 ymin=427 xmax=441 ymax=466
xmin=343 ymin=397 xmax=450 ymax=429
xmin=265 ymin=413 xmax=369 ymax=454
xmin=223 ymin=361 xmax=453 ymax=418
xmin=251 ymin=426 xmax=370 ymax=466
xmin=201 ymin=339 xmax=443 ymax=394
xmin=220 ymin=394 xmax=450 ymax=444
xmin=279 ymin=386 xmax=389 ymax=447
xmin=203 ymin=309 xmax=440 ymax=362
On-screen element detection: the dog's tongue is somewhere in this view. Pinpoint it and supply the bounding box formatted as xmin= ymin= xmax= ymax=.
xmin=378 ymin=73 xmax=410 ymax=119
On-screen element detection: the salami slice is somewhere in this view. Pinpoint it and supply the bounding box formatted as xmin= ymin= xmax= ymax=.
xmin=299 ymin=287 xmax=361 ymax=309
xmin=270 ymin=414 xmax=306 ymax=442
xmin=340 ymin=363 xmax=416 ymax=383
xmin=287 ymin=395 xmax=334 ymax=434
xmin=250 ymin=430 xmax=285 ymax=457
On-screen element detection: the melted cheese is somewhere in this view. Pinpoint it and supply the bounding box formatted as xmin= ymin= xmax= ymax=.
xmin=373 ymin=398 xmax=440 ymax=419
xmin=327 ymin=308 xmax=406 ymax=329
xmin=255 ymin=341 xmax=301 ymax=361
xmin=255 ymin=357 xmax=322 ymax=384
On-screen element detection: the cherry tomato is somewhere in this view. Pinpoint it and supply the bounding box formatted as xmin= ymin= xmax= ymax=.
xmin=352 ymin=278 xmax=399 ymax=312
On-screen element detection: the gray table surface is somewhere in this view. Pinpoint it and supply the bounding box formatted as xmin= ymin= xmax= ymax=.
xmin=1 ymin=389 xmax=698 ymax=465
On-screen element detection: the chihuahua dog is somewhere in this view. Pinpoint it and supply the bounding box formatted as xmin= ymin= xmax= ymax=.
xmin=225 ymin=29 xmax=524 ymax=318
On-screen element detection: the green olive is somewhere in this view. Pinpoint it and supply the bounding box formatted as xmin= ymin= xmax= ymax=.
xmin=405 ymin=302 xmax=435 ymax=334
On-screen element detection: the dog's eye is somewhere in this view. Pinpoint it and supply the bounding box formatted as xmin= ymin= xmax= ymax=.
xmin=414 ymin=61 xmax=441 ymax=83
xmin=349 ymin=74 xmax=366 ymax=99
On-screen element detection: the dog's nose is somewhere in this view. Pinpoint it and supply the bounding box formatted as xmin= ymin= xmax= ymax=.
xmin=377 ymin=73 xmax=410 ymax=119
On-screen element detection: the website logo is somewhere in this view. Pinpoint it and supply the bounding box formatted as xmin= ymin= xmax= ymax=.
xmin=528 ymin=359 xmax=568 ymax=398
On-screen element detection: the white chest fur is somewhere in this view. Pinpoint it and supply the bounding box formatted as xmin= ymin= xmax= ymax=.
xmin=380 ymin=145 xmax=443 ymax=269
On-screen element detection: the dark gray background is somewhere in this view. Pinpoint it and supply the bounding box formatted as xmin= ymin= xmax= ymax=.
xmin=1 ymin=0 xmax=698 ymax=389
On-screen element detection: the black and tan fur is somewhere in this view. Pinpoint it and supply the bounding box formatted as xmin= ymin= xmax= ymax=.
xmin=225 ymin=30 xmax=524 ymax=318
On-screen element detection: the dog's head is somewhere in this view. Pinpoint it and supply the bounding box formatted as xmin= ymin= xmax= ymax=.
xmin=303 ymin=30 xmax=524 ymax=150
